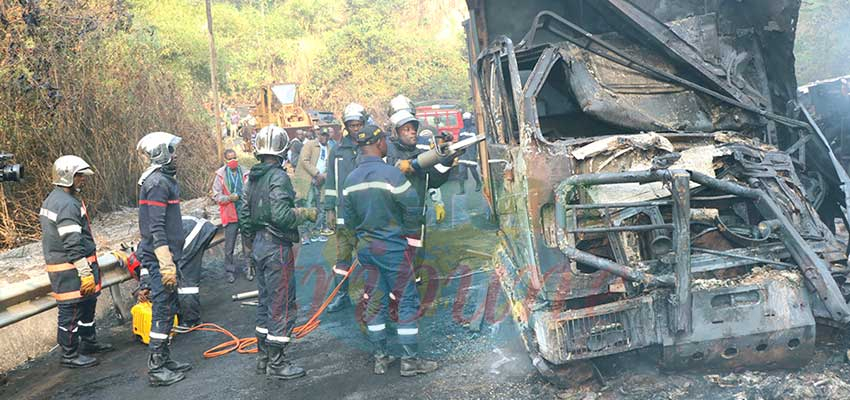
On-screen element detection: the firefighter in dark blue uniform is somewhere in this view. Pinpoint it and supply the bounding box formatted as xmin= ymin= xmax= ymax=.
xmin=324 ymin=103 xmax=369 ymax=313
xmin=40 ymin=155 xmax=113 ymax=369
xmin=342 ymin=125 xmax=439 ymax=377
xmin=136 ymin=131 xmax=192 ymax=386
xmin=238 ymin=125 xmax=317 ymax=380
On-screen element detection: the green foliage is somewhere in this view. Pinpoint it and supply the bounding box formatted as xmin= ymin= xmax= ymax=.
xmin=796 ymin=0 xmax=850 ymax=84
xmin=128 ymin=0 xmax=471 ymax=116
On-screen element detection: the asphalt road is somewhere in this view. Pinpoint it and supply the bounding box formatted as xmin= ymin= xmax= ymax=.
xmin=0 ymin=187 xmax=561 ymax=400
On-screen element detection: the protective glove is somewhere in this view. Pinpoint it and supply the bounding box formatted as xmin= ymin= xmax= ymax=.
xmin=229 ymin=193 xmax=239 ymax=202
xmin=434 ymin=202 xmax=446 ymax=224
xmin=395 ymin=159 xmax=415 ymax=175
xmin=74 ymin=258 xmax=97 ymax=296
xmin=294 ymin=207 xmax=318 ymax=224
xmin=154 ymin=245 xmax=178 ymax=292
xmin=326 ymin=210 xmax=336 ymax=230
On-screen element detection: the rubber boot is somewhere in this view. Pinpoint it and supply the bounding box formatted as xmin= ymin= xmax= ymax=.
xmin=326 ymin=274 xmax=350 ymax=313
xmin=256 ymin=334 xmax=269 ymax=374
xmin=400 ymin=344 xmax=438 ymax=377
xmin=373 ymin=339 xmax=396 ymax=375
xmin=59 ymin=328 xmax=98 ymax=368
xmin=162 ymin=342 xmax=192 ymax=372
xmin=266 ymin=343 xmax=306 ymax=380
xmin=148 ymin=352 xmax=185 ymax=386
xmin=458 ymin=180 xmax=466 ymax=195
xmin=79 ymin=328 xmax=114 ymax=354
xmin=474 ymin=180 xmax=482 ymax=192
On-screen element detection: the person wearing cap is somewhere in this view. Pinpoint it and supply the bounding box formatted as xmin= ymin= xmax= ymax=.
xmin=342 ymin=125 xmax=440 ymax=377
xmin=324 ymin=103 xmax=368 ymax=313
xmin=40 ymin=155 xmax=113 ymax=370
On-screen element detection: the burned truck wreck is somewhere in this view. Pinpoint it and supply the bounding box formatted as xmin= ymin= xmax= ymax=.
xmin=464 ymin=0 xmax=850 ymax=381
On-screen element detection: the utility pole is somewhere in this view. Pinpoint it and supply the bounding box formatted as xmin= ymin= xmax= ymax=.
xmin=205 ymin=0 xmax=224 ymax=163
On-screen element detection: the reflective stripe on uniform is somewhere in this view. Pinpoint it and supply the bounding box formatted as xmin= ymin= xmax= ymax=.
xmin=458 ymin=160 xmax=478 ymax=166
xmin=342 ymin=180 xmax=412 ymax=196
xmin=332 ymin=267 xmax=348 ymax=276
xmin=324 ymin=189 xmax=337 ymax=197
xmin=266 ymin=334 xmax=291 ymax=343
xmin=367 ymin=324 xmax=386 ymax=332
xmin=397 ymin=328 xmax=418 ymax=335
xmin=140 ymin=268 xmax=149 ymax=276
xmin=255 ymin=326 xmax=269 ymax=334
xmin=58 ymin=326 xmax=78 ymax=333
xmin=46 ymin=263 xmax=76 ymax=272
xmin=177 ymin=287 xmax=199 ymax=294
xmin=51 ymin=283 xmax=102 ymax=301
xmin=57 ymin=224 xmax=82 ymax=236
xmin=336 ymin=218 xmax=345 ymax=225
xmin=389 ymin=292 xmax=396 ymax=301
xmin=40 ymin=208 xmax=58 ymax=221
xmin=78 ymin=320 xmax=94 ymax=327
xmin=416 ymin=144 xmax=431 ymax=151
xmin=149 ymin=331 xmax=169 ymax=340
xmin=138 ymin=200 xmax=167 ymax=207
xmin=183 ymin=218 xmax=206 ymax=250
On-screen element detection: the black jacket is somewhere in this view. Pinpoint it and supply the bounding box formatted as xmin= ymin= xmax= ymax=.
xmin=386 ymin=139 xmax=450 ymax=225
xmin=323 ymin=130 xmax=359 ymax=224
xmin=138 ymin=169 xmax=185 ymax=268
xmin=40 ymin=187 xmax=101 ymax=303
xmin=238 ymin=162 xmax=300 ymax=244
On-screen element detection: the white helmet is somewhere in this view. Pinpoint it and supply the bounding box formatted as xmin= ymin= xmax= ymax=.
xmin=254 ymin=125 xmax=289 ymax=159
xmin=390 ymin=110 xmax=419 ymax=133
xmin=52 ymin=155 xmax=94 ymax=187
xmin=462 ymin=112 xmax=472 ymax=120
xmin=137 ymin=132 xmax=182 ymax=166
xmin=342 ymin=103 xmax=368 ymax=123
xmin=388 ymin=95 xmax=416 ymax=117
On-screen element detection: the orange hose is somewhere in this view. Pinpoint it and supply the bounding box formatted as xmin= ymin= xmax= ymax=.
xmin=181 ymin=261 xmax=359 ymax=358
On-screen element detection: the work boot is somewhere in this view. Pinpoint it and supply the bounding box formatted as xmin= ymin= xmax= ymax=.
xmin=162 ymin=344 xmax=192 ymax=372
xmin=373 ymin=340 xmax=396 ymax=375
xmin=80 ymin=340 xmax=114 ymax=355
xmin=266 ymin=343 xmax=306 ymax=380
xmin=458 ymin=181 xmax=466 ymax=195
xmin=61 ymin=351 xmax=99 ymax=369
xmin=148 ymin=353 xmax=185 ymax=386
xmin=400 ymin=344 xmax=438 ymax=377
xmin=326 ymin=275 xmax=350 ymax=313
xmin=474 ymin=181 xmax=482 ymax=192
xmin=256 ymin=334 xmax=269 ymax=374
xmin=226 ymin=272 xmax=236 ymax=284
xmin=244 ymin=265 xmax=255 ymax=282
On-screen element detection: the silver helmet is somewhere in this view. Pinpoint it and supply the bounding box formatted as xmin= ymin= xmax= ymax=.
xmin=254 ymin=125 xmax=289 ymax=159
xmin=342 ymin=103 xmax=368 ymax=123
xmin=52 ymin=155 xmax=94 ymax=187
xmin=390 ymin=109 xmax=419 ymax=133
xmin=388 ymin=95 xmax=415 ymax=117
xmin=137 ymin=132 xmax=182 ymax=165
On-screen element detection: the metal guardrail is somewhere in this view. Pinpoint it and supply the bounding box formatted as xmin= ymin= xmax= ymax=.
xmin=0 ymin=226 xmax=225 ymax=329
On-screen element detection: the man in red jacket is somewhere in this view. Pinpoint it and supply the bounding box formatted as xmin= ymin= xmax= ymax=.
xmin=212 ymin=149 xmax=250 ymax=283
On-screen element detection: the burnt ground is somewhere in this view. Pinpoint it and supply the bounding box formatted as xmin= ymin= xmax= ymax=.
xmin=2 ymin=184 xmax=850 ymax=400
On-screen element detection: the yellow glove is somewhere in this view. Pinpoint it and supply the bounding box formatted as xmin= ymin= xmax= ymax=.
xmin=395 ymin=159 xmax=415 ymax=175
xmin=154 ymin=245 xmax=178 ymax=291
xmin=111 ymin=250 xmax=129 ymax=269
xmin=79 ymin=275 xmax=97 ymax=296
xmin=294 ymin=207 xmax=318 ymax=224
xmin=434 ymin=203 xmax=446 ymax=223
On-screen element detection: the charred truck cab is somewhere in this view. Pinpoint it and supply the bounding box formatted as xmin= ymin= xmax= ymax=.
xmin=464 ymin=0 xmax=850 ymax=381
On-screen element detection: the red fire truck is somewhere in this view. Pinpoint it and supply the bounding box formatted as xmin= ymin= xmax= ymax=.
xmin=415 ymin=103 xmax=464 ymax=141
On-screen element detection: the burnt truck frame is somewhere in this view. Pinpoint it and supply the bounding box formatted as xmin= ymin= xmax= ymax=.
xmin=464 ymin=0 xmax=850 ymax=381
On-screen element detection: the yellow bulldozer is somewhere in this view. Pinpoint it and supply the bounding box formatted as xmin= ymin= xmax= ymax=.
xmin=254 ymin=83 xmax=338 ymax=137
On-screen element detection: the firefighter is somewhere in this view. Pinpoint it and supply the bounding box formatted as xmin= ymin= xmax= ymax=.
xmin=136 ymin=131 xmax=192 ymax=386
xmin=324 ymin=103 xmax=368 ymax=313
xmin=238 ymin=125 xmax=317 ymax=380
xmin=343 ymin=125 xmax=439 ymax=377
xmin=386 ymin=96 xmax=461 ymax=285
xmin=126 ymin=214 xmax=217 ymax=331
xmin=39 ymin=155 xmax=113 ymax=369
